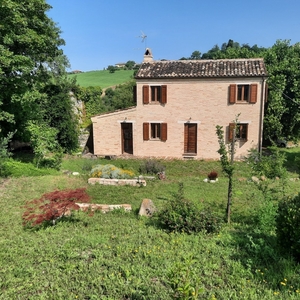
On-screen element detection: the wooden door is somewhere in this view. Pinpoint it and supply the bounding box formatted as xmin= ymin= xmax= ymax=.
xmin=121 ymin=123 xmax=133 ymax=154
xmin=184 ymin=123 xmax=197 ymax=154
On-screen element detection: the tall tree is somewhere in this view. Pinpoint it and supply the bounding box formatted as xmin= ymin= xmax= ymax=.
xmin=263 ymin=40 xmax=300 ymax=141
xmin=0 ymin=0 xmax=79 ymax=151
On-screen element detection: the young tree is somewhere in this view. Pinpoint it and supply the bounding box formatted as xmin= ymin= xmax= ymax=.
xmin=216 ymin=122 xmax=236 ymax=224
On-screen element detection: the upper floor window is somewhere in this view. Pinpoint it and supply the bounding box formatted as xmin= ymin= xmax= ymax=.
xmin=229 ymin=84 xmax=257 ymax=104
xmin=237 ymin=85 xmax=249 ymax=101
xmin=143 ymin=85 xmax=167 ymax=104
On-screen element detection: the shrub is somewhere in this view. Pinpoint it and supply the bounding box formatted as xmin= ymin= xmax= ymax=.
xmin=156 ymin=183 xmax=222 ymax=234
xmin=139 ymin=160 xmax=166 ymax=175
xmin=22 ymin=188 xmax=91 ymax=227
xmin=276 ymin=193 xmax=300 ymax=261
xmin=207 ymin=171 xmax=218 ymax=180
xmin=246 ymin=147 xmax=287 ymax=179
xmin=90 ymin=164 xmax=135 ymax=179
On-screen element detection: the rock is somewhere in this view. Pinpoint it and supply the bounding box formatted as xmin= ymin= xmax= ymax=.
xmin=157 ymin=171 xmax=166 ymax=180
xmin=251 ymin=176 xmax=260 ymax=183
xmin=260 ymin=175 xmax=266 ymax=181
xmin=72 ymin=172 xmax=80 ymax=176
xmin=203 ymin=178 xmax=208 ymax=182
xmin=75 ymin=203 xmax=131 ymax=213
xmin=138 ymin=199 xmax=156 ymax=217
xmin=88 ymin=178 xmax=146 ymax=186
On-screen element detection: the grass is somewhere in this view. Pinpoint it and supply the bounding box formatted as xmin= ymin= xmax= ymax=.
xmin=68 ymin=69 xmax=135 ymax=88
xmin=1 ymin=151 xmax=300 ymax=299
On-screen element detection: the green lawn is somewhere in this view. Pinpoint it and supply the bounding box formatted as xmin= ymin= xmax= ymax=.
xmin=1 ymin=153 xmax=300 ymax=299
xmin=68 ymin=70 xmax=135 ymax=88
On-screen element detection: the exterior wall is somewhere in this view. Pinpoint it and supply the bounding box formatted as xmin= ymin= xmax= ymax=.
xmin=92 ymin=77 xmax=265 ymax=159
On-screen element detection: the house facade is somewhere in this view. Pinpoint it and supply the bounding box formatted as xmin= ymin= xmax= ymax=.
xmin=91 ymin=49 xmax=267 ymax=160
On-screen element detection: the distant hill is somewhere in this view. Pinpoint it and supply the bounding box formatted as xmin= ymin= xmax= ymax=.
xmin=68 ymin=70 xmax=135 ymax=88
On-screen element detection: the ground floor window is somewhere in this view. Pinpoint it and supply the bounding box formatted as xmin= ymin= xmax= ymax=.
xmin=143 ymin=123 xmax=167 ymax=141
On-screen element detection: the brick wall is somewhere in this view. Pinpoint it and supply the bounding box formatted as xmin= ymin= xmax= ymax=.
xmin=92 ymin=77 xmax=265 ymax=160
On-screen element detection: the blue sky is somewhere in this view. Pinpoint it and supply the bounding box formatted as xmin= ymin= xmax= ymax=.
xmin=47 ymin=0 xmax=300 ymax=72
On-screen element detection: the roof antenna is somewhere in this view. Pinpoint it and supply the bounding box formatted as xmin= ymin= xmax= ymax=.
xmin=138 ymin=31 xmax=147 ymax=49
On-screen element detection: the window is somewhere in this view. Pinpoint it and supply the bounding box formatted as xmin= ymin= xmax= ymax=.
xmin=143 ymin=122 xmax=167 ymax=141
xmin=229 ymin=123 xmax=248 ymax=142
xmin=151 ymin=123 xmax=161 ymax=139
xmin=229 ymin=84 xmax=257 ymax=104
xmin=237 ymin=85 xmax=249 ymax=101
xmin=151 ymin=86 xmax=161 ymax=103
xmin=143 ymin=85 xmax=167 ymax=104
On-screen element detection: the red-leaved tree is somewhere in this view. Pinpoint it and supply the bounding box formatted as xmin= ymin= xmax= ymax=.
xmin=22 ymin=188 xmax=91 ymax=226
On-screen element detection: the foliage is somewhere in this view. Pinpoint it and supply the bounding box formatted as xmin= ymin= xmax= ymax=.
xmin=216 ymin=125 xmax=235 ymax=223
xmin=207 ymin=171 xmax=218 ymax=180
xmin=75 ymin=86 xmax=104 ymax=122
xmin=26 ymin=122 xmax=62 ymax=169
xmin=102 ymin=80 xmax=136 ymax=111
xmin=156 ymin=183 xmax=222 ymax=234
xmin=246 ymin=147 xmax=287 ymax=179
xmin=22 ymin=188 xmax=91 ymax=227
xmin=139 ymin=159 xmax=166 ymax=175
xmin=90 ymin=164 xmax=135 ymax=179
xmin=276 ymin=193 xmax=300 ymax=261
xmin=125 ymin=60 xmax=136 ymax=70
xmin=0 ymin=131 xmax=14 ymax=176
xmin=107 ymin=65 xmax=116 ymax=73
xmin=167 ymin=256 xmax=204 ymax=299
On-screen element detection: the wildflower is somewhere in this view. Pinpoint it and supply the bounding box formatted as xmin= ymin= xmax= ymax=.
xmin=280 ymin=282 xmax=286 ymax=286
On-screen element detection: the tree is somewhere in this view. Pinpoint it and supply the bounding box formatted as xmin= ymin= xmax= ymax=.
xmin=125 ymin=60 xmax=136 ymax=70
xmin=107 ymin=65 xmax=116 ymax=73
xmin=216 ymin=118 xmax=238 ymax=224
xmin=190 ymin=50 xmax=201 ymax=60
xmin=263 ymin=40 xmax=300 ymax=141
xmin=0 ymin=0 xmax=79 ymax=153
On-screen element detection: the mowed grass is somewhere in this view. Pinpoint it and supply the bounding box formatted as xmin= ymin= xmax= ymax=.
xmin=1 ymin=154 xmax=300 ymax=299
xmin=68 ymin=69 xmax=135 ymax=88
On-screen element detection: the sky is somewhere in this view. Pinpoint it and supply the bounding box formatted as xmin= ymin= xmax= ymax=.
xmin=46 ymin=0 xmax=300 ymax=72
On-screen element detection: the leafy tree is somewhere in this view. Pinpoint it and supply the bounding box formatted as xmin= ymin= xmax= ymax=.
xmin=190 ymin=50 xmax=201 ymax=60
xmin=125 ymin=60 xmax=136 ymax=70
xmin=0 ymin=0 xmax=79 ymax=153
xmin=216 ymin=123 xmax=236 ymax=224
xmin=107 ymin=65 xmax=116 ymax=73
xmin=263 ymin=40 xmax=300 ymax=141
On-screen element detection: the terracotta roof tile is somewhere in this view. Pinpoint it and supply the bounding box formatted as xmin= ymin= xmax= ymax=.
xmin=135 ymin=58 xmax=267 ymax=79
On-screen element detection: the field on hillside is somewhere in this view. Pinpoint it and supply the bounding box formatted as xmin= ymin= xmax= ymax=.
xmin=68 ymin=70 xmax=135 ymax=88
xmin=1 ymin=150 xmax=300 ymax=299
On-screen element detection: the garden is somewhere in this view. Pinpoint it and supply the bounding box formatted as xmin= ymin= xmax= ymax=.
xmin=1 ymin=147 xmax=300 ymax=299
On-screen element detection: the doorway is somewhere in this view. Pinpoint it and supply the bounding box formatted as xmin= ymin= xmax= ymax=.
xmin=121 ymin=123 xmax=133 ymax=154
xmin=184 ymin=123 xmax=197 ymax=154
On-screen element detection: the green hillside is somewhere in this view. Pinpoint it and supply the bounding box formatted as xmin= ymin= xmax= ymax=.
xmin=68 ymin=70 xmax=135 ymax=88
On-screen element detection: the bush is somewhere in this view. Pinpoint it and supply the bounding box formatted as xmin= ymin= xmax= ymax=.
xmin=246 ymin=147 xmax=287 ymax=179
xmin=90 ymin=164 xmax=134 ymax=179
xmin=207 ymin=171 xmax=218 ymax=180
xmin=22 ymin=188 xmax=91 ymax=227
xmin=276 ymin=193 xmax=300 ymax=261
xmin=156 ymin=183 xmax=222 ymax=234
xmin=139 ymin=159 xmax=166 ymax=175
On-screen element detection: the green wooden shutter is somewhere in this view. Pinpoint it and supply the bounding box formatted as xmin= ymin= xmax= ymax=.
xmin=143 ymin=123 xmax=149 ymax=140
xmin=229 ymin=84 xmax=236 ymax=104
xmin=143 ymin=85 xmax=149 ymax=104
xmin=249 ymin=84 xmax=258 ymax=104
xmin=161 ymin=123 xmax=167 ymax=141
xmin=161 ymin=85 xmax=167 ymax=104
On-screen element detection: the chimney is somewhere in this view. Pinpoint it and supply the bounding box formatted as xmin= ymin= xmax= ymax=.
xmin=143 ymin=48 xmax=153 ymax=62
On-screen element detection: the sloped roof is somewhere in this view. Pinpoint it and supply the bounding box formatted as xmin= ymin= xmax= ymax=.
xmin=135 ymin=58 xmax=267 ymax=79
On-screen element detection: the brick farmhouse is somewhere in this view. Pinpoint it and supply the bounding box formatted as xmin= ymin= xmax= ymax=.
xmin=91 ymin=49 xmax=268 ymax=160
